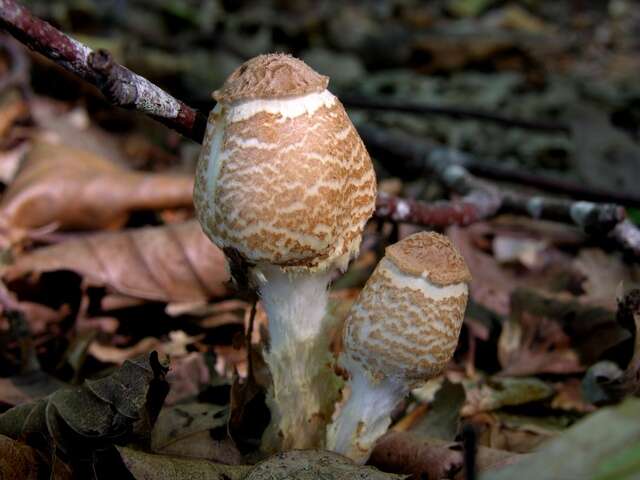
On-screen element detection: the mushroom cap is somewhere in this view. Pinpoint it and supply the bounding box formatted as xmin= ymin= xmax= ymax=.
xmin=194 ymin=54 xmax=377 ymax=273
xmin=343 ymin=232 xmax=471 ymax=383
xmin=386 ymin=231 xmax=471 ymax=286
xmin=213 ymin=53 xmax=329 ymax=104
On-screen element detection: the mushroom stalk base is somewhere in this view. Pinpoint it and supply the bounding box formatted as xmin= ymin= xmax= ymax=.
xmin=257 ymin=266 xmax=341 ymax=451
xmin=326 ymin=362 xmax=405 ymax=464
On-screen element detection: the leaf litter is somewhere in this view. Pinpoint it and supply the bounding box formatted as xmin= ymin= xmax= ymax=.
xmin=1 ymin=0 xmax=640 ymax=478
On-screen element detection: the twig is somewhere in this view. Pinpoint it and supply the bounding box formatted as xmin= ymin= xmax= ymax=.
xmin=359 ymin=122 xmax=640 ymax=257
xmin=359 ymin=122 xmax=640 ymax=210
xmin=375 ymin=191 xmax=500 ymax=227
xmin=500 ymin=193 xmax=625 ymax=235
xmin=0 ymin=0 xmax=207 ymax=142
xmin=246 ymin=300 xmax=257 ymax=381
xmin=468 ymin=162 xmax=640 ymax=210
xmin=462 ymin=423 xmax=477 ymax=480
xmin=612 ymin=220 xmax=640 ymax=258
xmin=342 ymin=94 xmax=571 ymax=134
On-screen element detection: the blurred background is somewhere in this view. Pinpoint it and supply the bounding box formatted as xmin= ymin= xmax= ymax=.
xmin=14 ymin=0 xmax=640 ymax=197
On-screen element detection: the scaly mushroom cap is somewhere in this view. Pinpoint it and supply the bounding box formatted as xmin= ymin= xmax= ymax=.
xmin=343 ymin=232 xmax=471 ymax=384
xmin=194 ymin=53 xmax=377 ymax=273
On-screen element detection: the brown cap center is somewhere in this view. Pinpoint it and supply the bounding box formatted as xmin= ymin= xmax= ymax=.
xmin=385 ymin=232 xmax=472 ymax=286
xmin=213 ymin=53 xmax=329 ymax=104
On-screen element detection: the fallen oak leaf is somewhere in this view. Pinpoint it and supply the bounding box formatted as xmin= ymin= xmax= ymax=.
xmin=0 ymin=141 xmax=193 ymax=231
xmin=3 ymin=220 xmax=229 ymax=303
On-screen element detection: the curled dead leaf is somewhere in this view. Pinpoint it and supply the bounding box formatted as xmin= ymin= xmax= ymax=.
xmin=370 ymin=432 xmax=463 ymax=479
xmin=498 ymin=289 xmax=630 ymax=376
xmin=3 ymin=220 xmax=229 ymax=303
xmin=0 ymin=352 xmax=169 ymax=459
xmin=0 ymin=141 xmax=193 ymax=231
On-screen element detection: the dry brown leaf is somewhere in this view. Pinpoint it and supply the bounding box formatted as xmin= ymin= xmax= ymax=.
xmin=550 ymin=379 xmax=595 ymax=413
xmin=0 ymin=434 xmax=49 ymax=480
xmin=448 ymin=225 xmax=525 ymax=316
xmin=370 ymin=431 xmax=525 ymax=479
xmin=88 ymin=337 xmax=161 ymax=364
xmin=498 ymin=289 xmax=630 ymax=376
xmin=371 ymin=432 xmax=462 ymax=478
xmin=0 ymin=99 xmax=29 ymax=139
xmin=3 ymin=220 xmax=229 ymax=303
xmin=470 ymin=412 xmax=563 ymax=454
xmin=574 ymin=248 xmax=640 ymax=309
xmin=30 ymin=99 xmax=131 ymax=167
xmin=0 ymin=143 xmax=27 ymax=184
xmin=0 ymin=141 xmax=193 ymax=230
xmin=165 ymin=352 xmax=211 ymax=405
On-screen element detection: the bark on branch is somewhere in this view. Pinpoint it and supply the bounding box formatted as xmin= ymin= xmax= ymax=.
xmin=0 ymin=0 xmax=207 ymax=142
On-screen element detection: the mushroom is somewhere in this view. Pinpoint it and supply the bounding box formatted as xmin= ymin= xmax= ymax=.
xmin=193 ymin=53 xmax=377 ymax=449
xmin=326 ymin=231 xmax=471 ymax=463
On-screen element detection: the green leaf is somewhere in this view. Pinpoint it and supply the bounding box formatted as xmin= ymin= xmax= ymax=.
xmin=480 ymin=398 xmax=640 ymax=480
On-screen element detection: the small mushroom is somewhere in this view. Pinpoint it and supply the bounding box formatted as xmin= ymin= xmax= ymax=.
xmin=193 ymin=54 xmax=377 ymax=449
xmin=326 ymin=231 xmax=471 ymax=463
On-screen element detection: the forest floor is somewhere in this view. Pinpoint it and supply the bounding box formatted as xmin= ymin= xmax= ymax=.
xmin=1 ymin=0 xmax=640 ymax=479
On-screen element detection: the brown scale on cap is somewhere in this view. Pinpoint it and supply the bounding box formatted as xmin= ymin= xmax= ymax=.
xmin=343 ymin=232 xmax=471 ymax=383
xmin=386 ymin=231 xmax=472 ymax=286
xmin=213 ymin=53 xmax=329 ymax=103
xmin=194 ymin=53 xmax=377 ymax=273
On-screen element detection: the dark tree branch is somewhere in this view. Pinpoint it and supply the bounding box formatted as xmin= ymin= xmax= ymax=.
xmin=375 ymin=191 xmax=500 ymax=227
xmin=359 ymin=123 xmax=640 ymax=256
xmin=500 ymin=193 xmax=625 ymax=235
xmin=342 ymin=94 xmax=571 ymax=134
xmin=358 ymin=122 xmax=640 ymax=209
xmin=0 ymin=0 xmax=207 ymax=142
xmin=468 ymin=162 xmax=640 ymax=210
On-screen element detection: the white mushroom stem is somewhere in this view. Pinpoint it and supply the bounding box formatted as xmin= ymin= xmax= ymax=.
xmin=326 ymin=358 xmax=405 ymax=464
xmin=257 ymin=265 xmax=341 ymax=450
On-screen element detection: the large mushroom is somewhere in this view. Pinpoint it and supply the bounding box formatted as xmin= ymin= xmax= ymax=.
xmin=193 ymin=53 xmax=377 ymax=449
xmin=326 ymin=231 xmax=471 ymax=463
